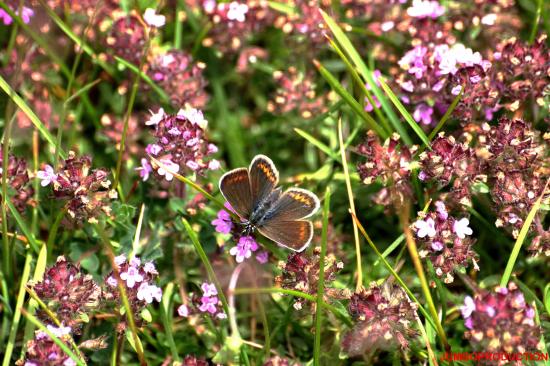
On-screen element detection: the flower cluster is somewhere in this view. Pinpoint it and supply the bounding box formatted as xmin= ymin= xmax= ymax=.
xmin=38 ymin=151 xmax=117 ymax=224
xmin=0 ymin=1 xmax=34 ymax=25
xmin=356 ymin=132 xmax=417 ymax=209
xmin=103 ymin=14 xmax=147 ymax=65
xmin=202 ymin=0 xmax=275 ymax=54
xmin=413 ymin=202 xmax=478 ymax=283
xmin=20 ymin=325 xmax=77 ymax=366
xmin=32 ymin=257 xmax=102 ymax=333
xmin=275 ymin=248 xmax=345 ymax=310
xmin=141 ymin=107 xmax=220 ymax=182
xmin=147 ymin=50 xmax=209 ymax=109
xmin=340 ymin=0 xmax=407 ymax=37
xmin=0 ymin=148 xmax=34 ymax=215
xmin=478 ymin=118 xmax=549 ymax=254
xmin=419 ymin=133 xmax=484 ymax=207
xmin=178 ymin=282 xmax=226 ymax=319
xmin=342 ymin=281 xmax=418 ymax=357
xmin=396 ymin=42 xmax=491 ymax=126
xmin=181 ymin=355 xmax=210 ymax=366
xmin=267 ymin=67 xmax=329 ymax=119
xmin=105 ymin=255 xmax=162 ymax=326
xmin=461 ymin=282 xmax=541 ymax=356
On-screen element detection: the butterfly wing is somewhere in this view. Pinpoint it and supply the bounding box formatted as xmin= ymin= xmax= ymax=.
xmin=257 ymin=220 xmax=313 ymax=252
xmin=219 ymin=168 xmax=252 ymax=219
xmin=266 ymin=188 xmax=320 ymax=221
xmin=249 ymin=155 xmax=279 ymax=211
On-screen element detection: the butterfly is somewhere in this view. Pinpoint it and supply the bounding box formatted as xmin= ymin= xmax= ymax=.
xmin=219 ymin=154 xmax=320 ymax=252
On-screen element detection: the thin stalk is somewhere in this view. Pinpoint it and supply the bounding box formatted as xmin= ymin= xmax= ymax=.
xmin=313 ymin=188 xmax=330 ymax=366
xmin=400 ymin=210 xmax=451 ymax=355
xmin=46 ymin=207 xmax=67 ymax=249
xmin=529 ymin=0 xmax=543 ymax=43
xmin=1 ymin=113 xmax=16 ymax=282
xmin=338 ymin=119 xmax=362 ymax=291
xmin=2 ymin=250 xmax=32 ymax=366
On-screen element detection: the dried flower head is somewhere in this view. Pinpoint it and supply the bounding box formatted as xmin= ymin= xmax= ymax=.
xmin=147 ymin=50 xmax=209 ymax=109
xmin=419 ymin=133 xmax=484 ymax=207
xmin=275 ymin=248 xmax=345 ymax=310
xmin=461 ymin=282 xmax=542 ymax=356
xmin=342 ymin=281 xmax=418 ymax=357
xmin=357 ymin=132 xmax=417 ymax=209
xmin=477 ymin=118 xmax=549 ymax=255
xmin=0 ymin=147 xmax=34 ymax=215
xmin=413 ymin=202 xmax=479 ymax=283
xmin=19 ymin=327 xmax=78 ymax=366
xmin=267 ymin=67 xmax=329 ymax=119
xmin=32 ymin=256 xmax=101 ymax=333
xmin=103 ymin=15 xmax=147 ymax=65
xmin=144 ymin=107 xmax=220 ymax=181
xmin=50 ymin=151 xmax=117 ymax=224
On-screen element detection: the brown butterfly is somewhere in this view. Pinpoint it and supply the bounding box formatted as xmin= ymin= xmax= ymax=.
xmin=219 ymin=155 xmax=320 ymax=252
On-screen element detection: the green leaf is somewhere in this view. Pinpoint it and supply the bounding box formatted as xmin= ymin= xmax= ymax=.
xmin=294 ymin=128 xmax=341 ymax=161
xmin=428 ymin=86 xmax=463 ymax=141
xmin=544 ymin=283 xmax=550 ymax=315
xmin=141 ymin=308 xmax=152 ymax=323
xmin=378 ymin=77 xmax=431 ymax=148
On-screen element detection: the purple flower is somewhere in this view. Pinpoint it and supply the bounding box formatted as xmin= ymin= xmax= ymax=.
xmin=453 ymin=218 xmax=473 ymax=239
xmin=106 ymin=276 xmax=118 ymax=287
xmin=120 ymin=266 xmax=143 ymax=288
xmin=114 ymin=255 xmax=126 ymax=266
xmin=256 ymin=251 xmax=269 ymax=264
xmin=461 ymin=296 xmax=476 ymax=318
xmin=19 ymin=6 xmax=34 ymax=23
xmin=143 ymin=262 xmax=158 ymax=274
xmin=36 ymin=164 xmax=57 ymax=187
xmin=178 ymin=107 xmax=208 ymax=129
xmin=46 ymin=324 xmax=72 ymax=338
xmin=156 ymin=158 xmax=179 ymax=181
xmin=136 ymin=158 xmax=153 ymax=182
xmin=137 ymin=283 xmax=162 ymax=303
xmin=407 ymin=0 xmax=445 ymax=19
xmin=199 ymin=296 xmax=219 ymax=314
xmin=211 ymin=208 xmax=233 ymax=234
xmin=431 ymin=241 xmax=444 ymax=251
xmin=413 ymin=104 xmax=434 ymax=125
xmin=229 ymin=235 xmax=259 ymax=263
xmin=177 ymin=304 xmax=189 ymax=317
xmin=414 ymin=218 xmax=436 ymax=238
xmin=145 ymin=108 xmax=165 ymax=126
xmin=201 ymin=282 xmax=217 ymax=297
xmin=435 ymin=201 xmax=448 ymax=220
xmin=145 ymin=143 xmax=162 ymax=156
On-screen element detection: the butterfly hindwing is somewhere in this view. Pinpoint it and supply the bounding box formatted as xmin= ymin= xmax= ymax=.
xmin=219 ymin=168 xmax=252 ymax=219
xmin=267 ymin=188 xmax=320 ymax=221
xmin=249 ymin=154 xmax=279 ymax=210
xmin=257 ymin=220 xmax=313 ymax=252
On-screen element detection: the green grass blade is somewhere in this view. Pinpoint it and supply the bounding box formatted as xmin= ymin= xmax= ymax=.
xmin=294 ymin=128 xmax=340 ymax=161
xmin=0 ymin=74 xmax=65 ymax=159
xmin=313 ymin=188 xmax=330 ymax=366
xmin=314 ymin=60 xmax=386 ymax=137
xmin=373 ymin=234 xmax=405 ymax=267
xmin=529 ymin=0 xmax=544 ymax=43
xmin=500 ymin=180 xmax=549 ymax=287
xmin=5 ymin=200 xmax=40 ymax=254
xmin=64 ymin=78 xmax=101 ymax=106
xmin=319 ymin=9 xmax=412 ymax=144
xmin=378 ymin=77 xmax=431 ymax=148
xmin=428 ymin=86 xmax=463 ymax=141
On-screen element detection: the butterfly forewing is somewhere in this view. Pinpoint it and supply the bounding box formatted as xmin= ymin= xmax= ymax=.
xmin=267 ymin=188 xmax=320 ymax=221
xmin=219 ymin=168 xmax=253 ymax=219
xmin=257 ymin=220 xmax=313 ymax=252
xmin=249 ymin=155 xmax=279 ymax=210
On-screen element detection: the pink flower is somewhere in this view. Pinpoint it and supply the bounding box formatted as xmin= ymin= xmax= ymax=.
xmin=461 ymin=296 xmax=476 ymax=318
xmin=208 ymin=159 xmax=221 ymax=170
xmin=453 ymin=218 xmax=473 ymax=239
xmin=106 ymin=276 xmax=118 ymax=287
xmin=199 ymin=296 xmax=219 ymax=314
xmin=114 ymin=255 xmax=126 ymax=266
xmin=46 ymin=324 xmax=72 ymax=338
xmin=177 ymin=304 xmax=189 ymax=317
xmin=36 ymin=164 xmax=57 ymax=187
xmin=137 ymin=283 xmax=162 ymax=303
xmin=145 ymin=108 xmax=165 ymax=126
xmin=178 ymin=107 xmax=208 ymax=129
xmin=227 ymin=2 xmax=248 ymax=22
xmin=201 ymin=282 xmax=218 ymax=297
xmin=413 ymin=104 xmax=434 ymax=125
xmin=414 ymin=218 xmax=436 ymax=238
xmin=256 ymin=251 xmax=269 ymax=264
xmin=211 ymin=208 xmax=233 ymax=234
xmin=145 ymin=143 xmax=162 ymax=156
xmin=136 ymin=158 xmax=153 ymax=181
xmin=143 ymin=8 xmax=165 ymax=28
xmin=156 ymin=158 xmax=179 ymax=181
xmin=143 ymin=262 xmax=158 ymax=274
xmin=229 ymin=236 xmax=259 ymax=263
xmin=120 ymin=266 xmax=143 ymax=288
xmin=435 ymin=201 xmax=448 ymax=220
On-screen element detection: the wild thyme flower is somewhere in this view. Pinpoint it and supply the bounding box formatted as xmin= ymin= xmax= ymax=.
xmin=356 ymin=132 xmax=417 ymax=209
xmin=104 ymin=255 xmax=162 ymax=330
xmin=50 ymin=151 xmax=117 ymax=224
xmin=267 ymin=67 xmax=329 ymax=119
xmin=342 ymin=281 xmax=418 ymax=357
xmin=144 ymin=107 xmax=220 ymax=180
xmin=0 ymin=148 xmax=34 ymax=215
xmin=419 ymin=134 xmax=484 ymax=207
xmin=413 ymin=202 xmax=479 ymax=283
xmin=31 ymin=256 xmax=101 ymax=333
xmin=275 ymin=248 xmax=345 ymax=310
xmin=99 ymin=113 xmax=141 ymax=158
xmin=143 ymin=8 xmax=165 ymax=28
xmin=229 ymin=235 xmax=259 ymax=263
xmin=211 ymin=202 xmax=234 ymax=234
xmin=478 ymin=118 xmax=549 ymax=250
xmin=276 ymin=0 xmax=327 ymax=50
xmin=461 ymin=282 xmax=542 ymax=357
xmin=182 ymin=355 xmax=210 ymax=366
xmin=182 ymin=281 xmax=226 ymax=319
xmin=103 ymin=14 xmax=147 ymax=65
xmin=19 ymin=329 xmax=77 ymax=366
xmin=202 ymin=0 xmax=275 ymax=54
xmin=0 ymin=1 xmax=34 ymax=25
xmin=147 ymin=50 xmax=209 ymax=109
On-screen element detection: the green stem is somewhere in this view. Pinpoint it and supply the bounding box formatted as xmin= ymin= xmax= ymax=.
xmin=529 ymin=0 xmax=543 ymax=43
xmin=313 ymin=188 xmax=330 ymax=366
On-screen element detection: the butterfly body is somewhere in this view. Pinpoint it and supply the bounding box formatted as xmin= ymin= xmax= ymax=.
xmin=219 ymin=155 xmax=320 ymax=252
